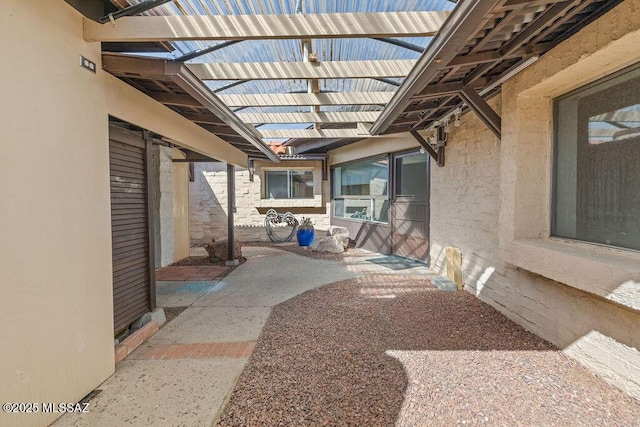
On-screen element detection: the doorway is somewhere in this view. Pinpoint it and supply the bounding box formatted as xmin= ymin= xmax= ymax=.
xmin=391 ymin=151 xmax=430 ymax=262
xmin=109 ymin=123 xmax=155 ymax=334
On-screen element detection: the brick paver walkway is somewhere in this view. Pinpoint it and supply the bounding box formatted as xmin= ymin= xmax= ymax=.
xmin=130 ymin=342 xmax=256 ymax=360
xmin=155 ymin=265 xmax=228 ymax=281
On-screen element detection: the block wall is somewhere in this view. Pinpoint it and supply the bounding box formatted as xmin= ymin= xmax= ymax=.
xmin=190 ymin=162 xmax=331 ymax=243
xmin=429 ymin=0 xmax=640 ymax=397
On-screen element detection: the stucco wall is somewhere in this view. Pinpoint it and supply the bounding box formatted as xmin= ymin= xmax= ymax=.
xmin=190 ymin=161 xmax=330 ymax=243
xmin=328 ymin=133 xmax=419 ymax=166
xmin=0 ymin=2 xmax=115 ymax=426
xmin=429 ymin=0 xmax=640 ymax=398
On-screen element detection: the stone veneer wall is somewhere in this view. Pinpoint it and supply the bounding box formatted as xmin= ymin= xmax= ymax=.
xmin=429 ymin=0 xmax=640 ymax=398
xmin=151 ymin=145 xmax=180 ymax=268
xmin=190 ymin=162 xmax=331 ymax=243
xmin=158 ymin=145 xmax=175 ymax=267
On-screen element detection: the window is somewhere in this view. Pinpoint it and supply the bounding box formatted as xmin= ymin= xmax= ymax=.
xmin=263 ymin=170 xmax=314 ymax=199
xmin=332 ymin=157 xmax=389 ymax=223
xmin=395 ymin=152 xmax=428 ymax=196
xmin=552 ymin=65 xmax=640 ymax=251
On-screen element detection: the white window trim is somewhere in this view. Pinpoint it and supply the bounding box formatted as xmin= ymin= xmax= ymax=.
xmin=258 ymin=165 xmax=323 ymax=208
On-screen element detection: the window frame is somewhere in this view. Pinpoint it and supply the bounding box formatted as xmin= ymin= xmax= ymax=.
xmin=551 ymin=62 xmax=640 ymax=253
xmin=262 ymin=168 xmax=315 ymax=200
xmin=497 ymin=44 xmax=640 ymax=309
xmin=393 ymin=149 xmax=430 ymax=199
xmin=331 ymin=154 xmax=391 ymax=224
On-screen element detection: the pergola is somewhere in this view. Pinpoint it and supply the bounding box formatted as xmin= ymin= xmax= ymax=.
xmin=76 ymin=0 xmax=622 ymax=164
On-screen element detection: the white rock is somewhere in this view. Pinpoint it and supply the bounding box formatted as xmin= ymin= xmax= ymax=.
xmin=327 ymin=226 xmax=350 ymax=248
xmin=311 ymin=235 xmax=345 ymax=253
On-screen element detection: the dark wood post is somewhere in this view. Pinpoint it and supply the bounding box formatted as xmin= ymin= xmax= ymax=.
xmin=143 ymin=130 xmax=156 ymax=310
xmin=227 ymin=163 xmax=236 ymax=263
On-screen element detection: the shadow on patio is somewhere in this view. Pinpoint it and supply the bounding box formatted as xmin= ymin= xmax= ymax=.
xmin=217 ymin=274 xmax=640 ymax=426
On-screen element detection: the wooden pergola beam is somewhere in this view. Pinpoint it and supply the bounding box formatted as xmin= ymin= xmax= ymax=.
xmin=236 ymin=111 xmax=381 ymax=124
xmin=260 ymin=125 xmax=372 ymax=139
xmin=179 ymin=112 xmax=225 ymax=124
xmin=415 ymin=82 xmax=466 ymax=98
xmin=218 ymin=92 xmax=394 ymax=107
xmin=149 ymin=92 xmax=201 ymax=107
xmin=295 ymin=138 xmax=353 ymax=153
xmin=84 ymin=11 xmax=448 ymax=42
xmin=446 ymin=44 xmax=550 ymax=67
xmin=499 ymin=1 xmax=582 ymax=57
xmin=188 ymin=60 xmax=415 ymax=80
xmin=99 ymin=0 xmax=172 ymax=23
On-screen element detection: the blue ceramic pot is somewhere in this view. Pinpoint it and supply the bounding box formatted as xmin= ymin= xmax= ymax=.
xmin=296 ymin=228 xmax=315 ymax=247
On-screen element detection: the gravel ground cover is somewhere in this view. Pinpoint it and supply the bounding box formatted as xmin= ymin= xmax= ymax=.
xmin=217 ymin=275 xmax=640 ymax=426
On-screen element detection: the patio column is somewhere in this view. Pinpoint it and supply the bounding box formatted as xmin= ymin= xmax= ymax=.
xmin=226 ymin=163 xmax=238 ymax=265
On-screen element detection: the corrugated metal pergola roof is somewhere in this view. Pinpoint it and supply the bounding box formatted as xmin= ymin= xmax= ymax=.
xmin=93 ymin=0 xmax=452 ymax=160
xmin=89 ymin=0 xmax=622 ymax=159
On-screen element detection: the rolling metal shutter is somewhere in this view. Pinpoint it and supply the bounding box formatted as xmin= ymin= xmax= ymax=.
xmin=109 ymin=125 xmax=155 ymax=334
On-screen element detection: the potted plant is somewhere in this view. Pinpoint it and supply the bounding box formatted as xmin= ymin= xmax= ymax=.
xmin=296 ymin=217 xmax=315 ymax=247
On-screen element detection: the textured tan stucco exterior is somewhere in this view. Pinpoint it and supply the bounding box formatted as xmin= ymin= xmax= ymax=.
xmin=0 ymin=2 xmax=249 ymax=425
xmin=428 ymin=0 xmax=640 ymax=398
xmin=328 ymin=133 xmax=419 ymax=166
xmin=0 ymin=3 xmax=114 ymax=426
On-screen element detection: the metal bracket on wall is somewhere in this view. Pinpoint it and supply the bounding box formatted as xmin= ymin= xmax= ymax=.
xmin=410 ymin=130 xmax=445 ymax=167
xmin=458 ymin=87 xmax=501 ymax=139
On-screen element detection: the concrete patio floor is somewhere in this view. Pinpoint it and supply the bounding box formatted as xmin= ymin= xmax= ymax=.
xmin=54 ymin=245 xmax=430 ymax=426
xmin=52 ymin=246 xmax=640 ymax=426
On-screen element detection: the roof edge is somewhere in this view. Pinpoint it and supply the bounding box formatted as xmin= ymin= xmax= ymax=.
xmin=370 ymin=0 xmax=502 ymax=135
xmin=164 ymin=61 xmax=280 ymax=163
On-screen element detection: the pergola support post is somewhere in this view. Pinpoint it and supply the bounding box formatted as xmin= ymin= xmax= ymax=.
xmin=226 ymin=163 xmax=238 ymax=266
xmin=143 ymin=130 xmax=157 ymax=310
